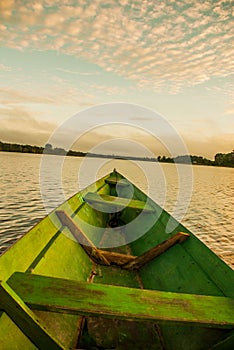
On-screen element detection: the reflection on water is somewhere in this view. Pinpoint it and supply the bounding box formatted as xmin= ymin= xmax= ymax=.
xmin=0 ymin=152 xmax=233 ymax=268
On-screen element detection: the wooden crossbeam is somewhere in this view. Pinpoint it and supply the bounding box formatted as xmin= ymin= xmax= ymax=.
xmin=94 ymin=232 xmax=189 ymax=269
xmin=0 ymin=281 xmax=64 ymax=349
xmin=123 ymin=232 xmax=190 ymax=270
xmin=7 ymin=272 xmax=234 ymax=329
xmin=56 ymin=211 xmax=190 ymax=269
xmin=97 ymin=249 xmax=136 ymax=265
xmin=56 ymin=210 xmax=135 ymax=266
xmin=84 ymin=192 xmax=155 ymax=213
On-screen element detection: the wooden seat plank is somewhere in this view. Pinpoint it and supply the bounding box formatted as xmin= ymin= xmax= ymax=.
xmin=105 ymin=178 xmax=130 ymax=186
xmin=7 ymin=272 xmax=234 ymax=329
xmin=84 ymin=193 xmax=155 ymax=213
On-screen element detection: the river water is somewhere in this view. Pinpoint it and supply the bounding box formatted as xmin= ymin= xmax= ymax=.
xmin=0 ymin=151 xmax=233 ymax=268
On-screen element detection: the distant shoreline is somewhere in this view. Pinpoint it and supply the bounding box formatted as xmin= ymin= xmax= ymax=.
xmin=0 ymin=141 xmax=233 ymax=168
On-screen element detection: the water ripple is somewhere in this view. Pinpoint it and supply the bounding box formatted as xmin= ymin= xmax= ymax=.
xmin=0 ymin=153 xmax=233 ymax=268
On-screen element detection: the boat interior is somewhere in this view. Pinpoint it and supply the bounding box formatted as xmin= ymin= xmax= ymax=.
xmin=0 ymin=170 xmax=233 ymax=349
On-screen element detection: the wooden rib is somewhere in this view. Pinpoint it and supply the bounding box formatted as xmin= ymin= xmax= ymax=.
xmin=56 ymin=210 xmax=189 ymax=270
xmin=55 ymin=210 xmax=110 ymax=266
xmin=123 ymin=232 xmax=190 ymax=270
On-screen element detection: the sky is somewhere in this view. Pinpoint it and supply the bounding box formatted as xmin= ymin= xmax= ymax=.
xmin=0 ymin=0 xmax=233 ymax=159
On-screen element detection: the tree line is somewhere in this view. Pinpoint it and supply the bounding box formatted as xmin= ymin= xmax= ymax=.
xmin=0 ymin=141 xmax=233 ymax=168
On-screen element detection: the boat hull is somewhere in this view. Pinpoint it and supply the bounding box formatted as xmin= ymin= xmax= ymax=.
xmin=0 ymin=170 xmax=233 ymax=349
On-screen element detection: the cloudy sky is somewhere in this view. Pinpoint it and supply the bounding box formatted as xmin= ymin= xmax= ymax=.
xmin=0 ymin=0 xmax=233 ymax=159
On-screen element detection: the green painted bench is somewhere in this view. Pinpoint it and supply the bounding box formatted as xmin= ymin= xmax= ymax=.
xmin=5 ymin=272 xmax=234 ymax=328
xmin=84 ymin=192 xmax=155 ymax=213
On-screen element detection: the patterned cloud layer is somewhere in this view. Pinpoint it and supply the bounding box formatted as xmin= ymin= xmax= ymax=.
xmin=1 ymin=0 xmax=233 ymax=93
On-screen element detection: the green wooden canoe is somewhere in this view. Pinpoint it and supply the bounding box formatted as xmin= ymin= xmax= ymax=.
xmin=0 ymin=169 xmax=233 ymax=350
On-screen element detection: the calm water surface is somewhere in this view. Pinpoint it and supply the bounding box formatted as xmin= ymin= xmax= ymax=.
xmin=0 ymin=152 xmax=233 ymax=268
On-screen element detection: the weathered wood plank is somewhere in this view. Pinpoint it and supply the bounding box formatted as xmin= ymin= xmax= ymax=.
xmin=56 ymin=210 xmax=110 ymax=266
xmin=7 ymin=272 xmax=234 ymax=329
xmin=56 ymin=210 xmax=135 ymax=266
xmin=0 ymin=281 xmax=64 ymax=350
xmin=55 ymin=212 xmax=189 ymax=269
xmin=84 ymin=193 xmax=155 ymax=213
xmin=56 ymin=211 xmax=136 ymax=267
xmin=124 ymin=232 xmax=190 ymax=270
xmin=98 ymin=233 xmax=189 ymax=269
xmin=98 ymin=250 xmax=136 ymax=265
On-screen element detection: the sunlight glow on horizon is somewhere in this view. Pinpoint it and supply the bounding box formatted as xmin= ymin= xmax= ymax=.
xmin=0 ymin=0 xmax=233 ymax=159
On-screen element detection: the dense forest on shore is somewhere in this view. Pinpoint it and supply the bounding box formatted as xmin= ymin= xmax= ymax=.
xmin=0 ymin=141 xmax=233 ymax=168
